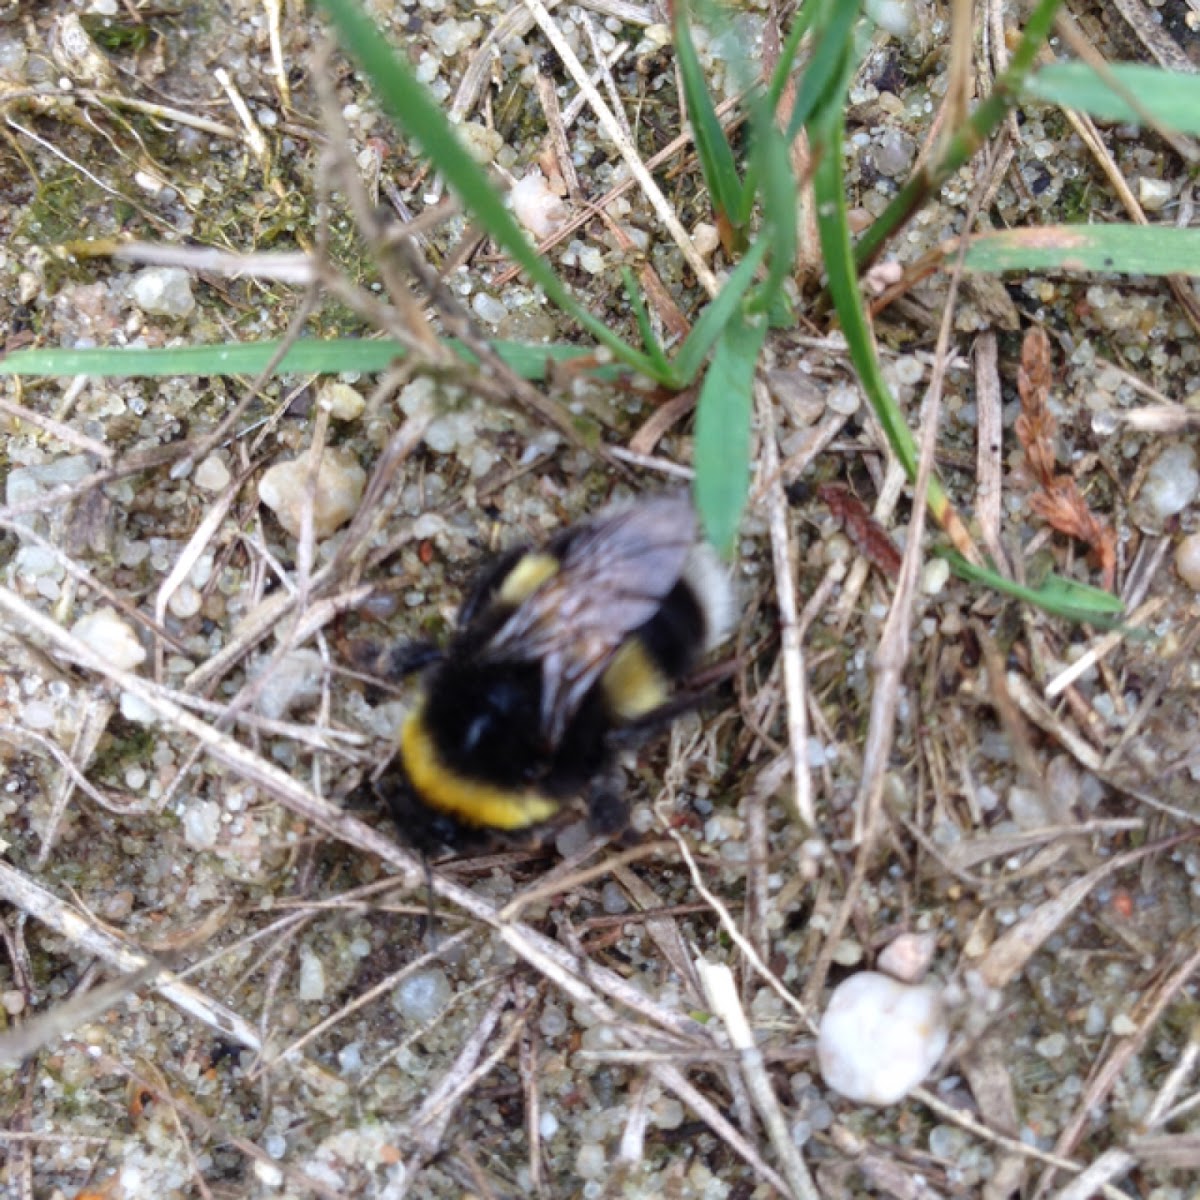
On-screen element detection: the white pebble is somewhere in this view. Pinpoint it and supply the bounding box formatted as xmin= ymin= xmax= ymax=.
xmin=393 ymin=970 xmax=451 ymax=1023
xmin=319 ymin=382 xmax=365 ymax=421
xmin=193 ymin=454 xmax=231 ymax=493
xmin=877 ymin=931 xmax=937 ymax=983
xmin=826 ymin=383 xmax=861 ymax=416
xmin=920 ymin=557 xmax=950 ymax=595
xmin=817 ymin=971 xmax=948 ymax=1105
xmin=1133 ymin=443 xmax=1199 ymax=529
xmin=510 ymin=169 xmax=568 ymax=240
xmin=298 ymin=949 xmax=326 ymax=1001
xmin=252 ymin=649 xmax=325 ymax=720
xmin=128 ymin=267 xmax=195 ymax=318
xmin=71 ymin=607 xmax=145 ymax=671
xmin=183 ymin=799 xmax=221 ymax=850
xmin=1175 ymin=532 xmax=1200 ymax=590
xmin=1136 ymin=177 xmax=1171 ymax=212
xmin=258 ymin=449 xmax=366 ymax=539
xmin=168 ymin=583 xmax=202 ymax=620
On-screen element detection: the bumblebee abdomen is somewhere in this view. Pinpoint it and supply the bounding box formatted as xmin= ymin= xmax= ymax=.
xmin=399 ymin=703 xmax=560 ymax=832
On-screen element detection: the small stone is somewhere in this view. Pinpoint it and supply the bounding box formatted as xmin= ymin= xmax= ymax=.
xmin=1136 ymin=177 xmax=1172 ymax=212
xmin=252 ymin=649 xmax=326 ymax=720
xmin=297 ymin=949 xmax=326 ymax=1001
xmin=817 ymin=971 xmax=949 ymax=1105
xmin=921 ymin=557 xmax=950 ymax=595
xmin=320 ymin=382 xmax=365 ymax=421
xmin=194 ymin=455 xmax=231 ymax=493
xmin=258 ymin=449 xmax=366 ymax=539
xmin=1132 ymin=444 xmax=1199 ymax=530
xmin=71 ymin=607 xmax=146 ymax=671
xmin=692 ymin=221 xmax=720 ymax=258
xmin=128 ymin=267 xmax=195 ymax=318
xmin=2 ymin=990 xmax=26 ymax=1015
xmin=168 ymin=583 xmax=202 ymax=620
xmin=183 ymin=799 xmax=221 ymax=850
xmin=1175 ymin=532 xmax=1200 ymax=590
xmin=1111 ymin=1012 xmax=1138 ymax=1037
xmin=510 ymin=169 xmax=568 ymax=240
xmin=878 ymin=931 xmax=937 ymax=983
xmin=826 ymin=383 xmax=861 ymax=415
xmin=393 ymin=969 xmax=451 ymax=1022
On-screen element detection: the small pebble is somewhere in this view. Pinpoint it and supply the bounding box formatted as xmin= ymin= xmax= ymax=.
xmin=826 ymin=383 xmax=861 ymax=416
xmin=600 ymin=881 xmax=628 ymax=915
xmin=183 ymin=800 xmax=221 ymax=850
xmin=298 ymin=949 xmax=326 ymax=1002
xmin=877 ymin=931 xmax=937 ymax=984
xmin=128 ymin=267 xmax=195 ymax=318
xmin=194 ymin=454 xmax=231 ymax=493
xmin=920 ymin=557 xmax=950 ymax=595
xmin=252 ymin=649 xmax=326 ymax=720
xmin=1132 ymin=443 xmax=1199 ymax=530
xmin=71 ymin=607 xmax=145 ymax=671
xmin=817 ymin=971 xmax=949 ymax=1105
xmin=320 ymin=382 xmax=365 ymax=421
xmin=393 ymin=970 xmax=451 ymax=1023
xmin=1174 ymin=532 xmax=1200 ymax=590
xmin=168 ymin=583 xmax=202 ymax=620
xmin=510 ymin=169 xmax=568 ymax=239
xmin=258 ymin=449 xmax=366 ymax=539
xmin=1136 ymin=177 xmax=1171 ymax=212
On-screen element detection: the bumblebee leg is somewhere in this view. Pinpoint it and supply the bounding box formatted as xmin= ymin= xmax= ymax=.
xmin=586 ymin=768 xmax=629 ymax=836
xmin=381 ymin=640 xmax=443 ymax=679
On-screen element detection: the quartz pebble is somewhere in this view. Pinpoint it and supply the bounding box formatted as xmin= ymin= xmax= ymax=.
xmin=258 ymin=450 xmax=366 ymax=539
xmin=128 ymin=267 xmax=196 ymax=318
xmin=1175 ymin=532 xmax=1200 ymax=590
xmin=320 ymin=382 xmax=365 ymax=421
xmin=877 ymin=931 xmax=937 ymax=983
xmin=817 ymin=971 xmax=948 ymax=1105
xmin=194 ymin=454 xmax=231 ymax=493
xmin=510 ymin=169 xmax=568 ymax=239
xmin=252 ymin=649 xmax=326 ymax=720
xmin=1132 ymin=444 xmax=1199 ymax=530
xmin=71 ymin=607 xmax=146 ymax=671
xmin=393 ymin=970 xmax=450 ymax=1022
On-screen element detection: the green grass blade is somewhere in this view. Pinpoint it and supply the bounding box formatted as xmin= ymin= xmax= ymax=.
xmin=621 ymin=267 xmax=673 ymax=376
xmin=782 ymin=0 xmax=863 ymax=145
xmin=937 ymin=549 xmax=1125 ymax=624
xmin=316 ymin=0 xmax=662 ymax=379
xmin=692 ymin=310 xmax=769 ymax=558
xmin=746 ymin=111 xmax=797 ymax=314
xmin=965 ymin=225 xmax=1200 ymax=276
xmin=0 ymin=338 xmax=605 ymax=381
xmin=1027 ymin=62 xmax=1200 ymax=134
xmin=673 ymin=2 xmax=745 ymax=244
xmin=672 ymin=236 xmax=770 ymax=384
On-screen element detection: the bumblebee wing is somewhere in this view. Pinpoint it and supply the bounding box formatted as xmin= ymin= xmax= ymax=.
xmin=489 ymin=494 xmax=696 ymax=745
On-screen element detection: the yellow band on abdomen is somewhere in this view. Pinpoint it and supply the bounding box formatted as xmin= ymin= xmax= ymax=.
xmin=399 ymin=707 xmax=560 ymax=831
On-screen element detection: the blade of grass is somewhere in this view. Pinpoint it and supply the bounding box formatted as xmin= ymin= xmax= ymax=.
xmin=964 ymin=224 xmax=1200 ymax=276
xmin=1027 ymin=62 xmax=1200 ymax=135
xmin=937 ymin=549 xmax=1125 ymax=623
xmin=621 ymin=267 xmax=674 ymax=377
xmin=672 ymin=236 xmax=770 ymax=384
xmin=746 ymin=112 xmax=797 ymax=315
xmin=316 ymin=0 xmax=665 ymax=381
xmin=674 ymin=1 xmax=747 ymax=249
xmin=0 ymin=338 xmax=608 ymax=381
xmin=692 ymin=310 xmax=769 ymax=558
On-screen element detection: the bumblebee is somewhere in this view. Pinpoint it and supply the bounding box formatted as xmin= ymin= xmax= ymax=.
xmin=380 ymin=493 xmax=733 ymax=851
